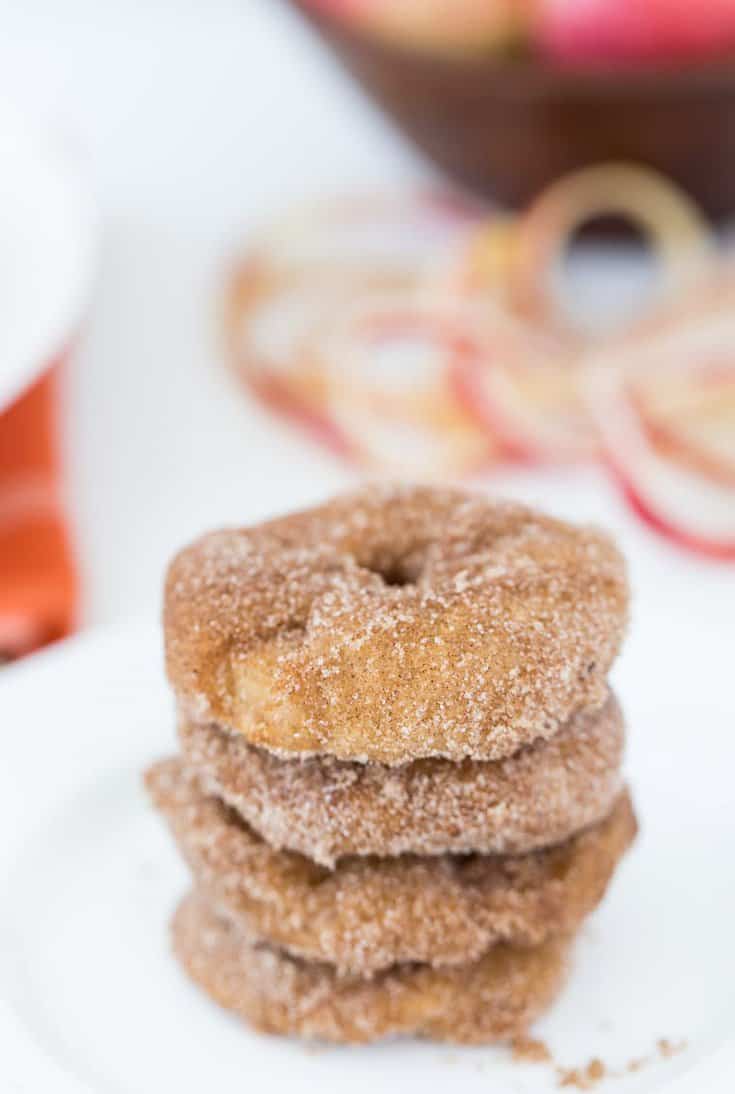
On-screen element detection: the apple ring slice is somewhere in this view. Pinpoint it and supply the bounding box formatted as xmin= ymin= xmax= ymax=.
xmin=224 ymin=191 xmax=480 ymax=463
xmin=451 ymin=304 xmax=596 ymax=463
xmin=502 ymin=164 xmax=713 ymax=339
xmin=224 ymin=259 xmax=353 ymax=456
xmin=309 ymin=295 xmax=497 ymax=475
xmin=588 ymin=278 xmax=735 ymax=558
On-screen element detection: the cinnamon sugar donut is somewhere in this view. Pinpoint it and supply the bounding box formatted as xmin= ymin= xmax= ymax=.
xmin=178 ymin=693 xmax=625 ymax=866
xmin=147 ymin=758 xmax=636 ymax=976
xmin=165 ymin=485 xmax=628 ymax=765
xmin=172 ymin=893 xmax=571 ymax=1044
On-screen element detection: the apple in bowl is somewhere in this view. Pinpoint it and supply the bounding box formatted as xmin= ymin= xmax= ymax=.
xmin=538 ymin=0 xmax=735 ymax=65
xmin=303 ymin=0 xmax=735 ymax=62
xmin=302 ymin=0 xmax=527 ymax=53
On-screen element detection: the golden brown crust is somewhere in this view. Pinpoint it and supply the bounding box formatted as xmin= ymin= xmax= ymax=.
xmin=147 ymin=758 xmax=636 ymax=976
xmin=178 ymin=694 xmax=625 ymax=866
xmin=172 ymin=892 xmax=571 ymax=1044
xmin=164 ymin=485 xmax=628 ymax=764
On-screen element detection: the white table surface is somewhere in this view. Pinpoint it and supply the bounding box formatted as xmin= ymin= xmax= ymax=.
xmin=0 ymin=0 xmax=731 ymax=635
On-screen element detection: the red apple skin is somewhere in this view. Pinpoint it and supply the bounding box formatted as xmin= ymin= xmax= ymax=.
xmin=537 ymin=0 xmax=735 ymax=63
xmin=611 ymin=463 xmax=735 ymax=560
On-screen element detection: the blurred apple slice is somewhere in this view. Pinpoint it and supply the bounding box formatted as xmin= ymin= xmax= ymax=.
xmin=506 ymin=164 xmax=714 ymax=340
xmin=312 ymin=297 xmax=496 ymax=474
xmin=633 ymin=362 xmax=735 ymax=487
xmin=224 ymin=191 xmax=477 ymax=462
xmin=594 ymin=375 xmax=735 ymax=559
xmin=254 ymin=190 xmax=478 ymax=278
xmin=224 ymin=259 xmax=352 ymax=456
xmin=588 ymin=285 xmax=735 ymax=558
xmin=451 ymin=306 xmax=596 ymax=462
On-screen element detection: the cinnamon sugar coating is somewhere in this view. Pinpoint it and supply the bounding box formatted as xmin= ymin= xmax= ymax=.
xmin=172 ymin=893 xmax=571 ymax=1044
xmin=165 ymin=485 xmax=629 ymax=765
xmin=178 ymin=694 xmax=625 ymax=866
xmin=146 ymin=758 xmax=636 ymax=976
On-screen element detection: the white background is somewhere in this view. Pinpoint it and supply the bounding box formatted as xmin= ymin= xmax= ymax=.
xmin=0 ymin=0 xmax=730 ymax=635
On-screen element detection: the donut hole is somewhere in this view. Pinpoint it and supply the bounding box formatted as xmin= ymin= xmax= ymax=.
xmin=378 ymin=563 xmax=415 ymax=588
xmin=361 ymin=556 xmax=420 ymax=588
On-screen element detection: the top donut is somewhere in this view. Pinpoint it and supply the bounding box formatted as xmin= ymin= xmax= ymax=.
xmin=165 ymin=485 xmax=628 ymax=765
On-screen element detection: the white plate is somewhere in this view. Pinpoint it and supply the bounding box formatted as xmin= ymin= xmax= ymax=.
xmin=0 ymin=620 xmax=733 ymax=1093
xmin=0 ymin=98 xmax=96 ymax=412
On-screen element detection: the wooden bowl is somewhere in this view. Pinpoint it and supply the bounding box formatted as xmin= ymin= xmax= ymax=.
xmin=293 ymin=2 xmax=735 ymax=217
